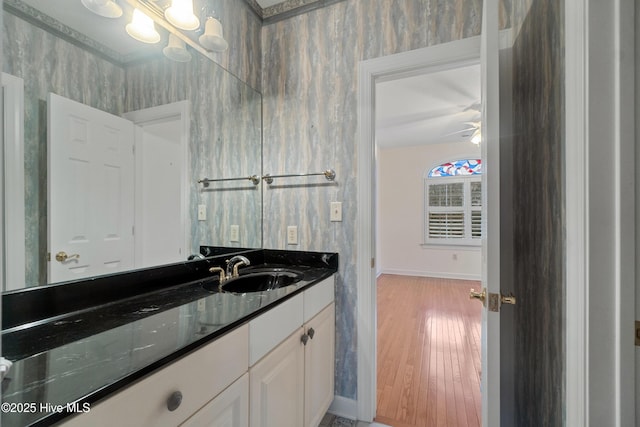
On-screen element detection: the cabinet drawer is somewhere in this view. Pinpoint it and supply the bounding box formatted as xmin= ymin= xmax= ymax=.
xmin=249 ymin=293 xmax=303 ymax=366
xmin=303 ymin=276 xmax=335 ymax=323
xmin=60 ymin=324 xmax=249 ymax=427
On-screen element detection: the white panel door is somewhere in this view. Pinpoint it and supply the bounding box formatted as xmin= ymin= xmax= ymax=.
xmin=48 ymin=93 xmax=134 ymax=283
xmin=479 ymin=0 xmax=501 ymax=424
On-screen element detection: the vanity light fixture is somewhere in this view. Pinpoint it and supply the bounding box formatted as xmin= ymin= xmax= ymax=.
xmin=164 ymin=0 xmax=200 ymax=31
xmin=199 ymin=17 xmax=228 ymax=52
xmin=163 ymin=34 xmax=192 ymax=62
xmin=126 ymin=8 xmax=161 ymax=44
xmin=81 ymin=0 xmax=123 ymax=18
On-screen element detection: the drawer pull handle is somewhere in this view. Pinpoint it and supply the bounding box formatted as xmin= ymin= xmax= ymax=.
xmin=167 ymin=391 xmax=183 ymax=412
xmin=307 ymin=327 xmax=315 ymax=339
xmin=301 ymin=334 xmax=309 ymax=345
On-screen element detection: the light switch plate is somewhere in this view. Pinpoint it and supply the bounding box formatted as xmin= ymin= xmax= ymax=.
xmin=230 ymin=225 xmax=240 ymax=242
xmin=198 ymin=204 xmax=207 ymax=221
xmin=287 ymin=226 xmax=298 ymax=245
xmin=330 ymin=202 xmax=342 ymax=222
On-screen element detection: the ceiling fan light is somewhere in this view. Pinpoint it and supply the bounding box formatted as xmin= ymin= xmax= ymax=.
xmin=471 ymin=129 xmax=482 ymax=145
xmin=126 ymin=8 xmax=161 ymax=44
xmin=81 ymin=0 xmax=123 ymax=18
xmin=199 ymin=17 xmax=228 ymax=52
xmin=165 ymin=0 xmax=200 ymax=31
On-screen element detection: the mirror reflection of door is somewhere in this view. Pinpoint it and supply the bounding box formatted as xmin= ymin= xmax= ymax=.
xmin=125 ymin=102 xmax=189 ymax=270
xmin=48 ymin=95 xmax=188 ymax=283
xmin=48 ymin=93 xmax=135 ymax=283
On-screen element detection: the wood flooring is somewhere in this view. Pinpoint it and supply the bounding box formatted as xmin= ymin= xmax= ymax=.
xmin=375 ymin=275 xmax=482 ymax=427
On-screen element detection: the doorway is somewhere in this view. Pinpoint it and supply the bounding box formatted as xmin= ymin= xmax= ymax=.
xmin=123 ymin=101 xmax=190 ymax=268
xmin=356 ymin=37 xmax=487 ymax=422
xmin=373 ymin=55 xmax=482 ymax=426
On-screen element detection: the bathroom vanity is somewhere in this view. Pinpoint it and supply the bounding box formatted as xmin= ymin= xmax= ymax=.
xmin=1 ymin=249 xmax=338 ymax=427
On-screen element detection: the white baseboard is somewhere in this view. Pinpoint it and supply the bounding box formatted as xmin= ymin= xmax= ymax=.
xmin=328 ymin=396 xmax=357 ymax=420
xmin=380 ymin=268 xmax=481 ymax=281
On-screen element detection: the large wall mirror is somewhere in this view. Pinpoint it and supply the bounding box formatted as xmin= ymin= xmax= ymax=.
xmin=2 ymin=0 xmax=263 ymax=290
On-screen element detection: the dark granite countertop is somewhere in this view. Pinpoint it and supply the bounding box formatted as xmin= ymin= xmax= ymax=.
xmin=1 ymin=249 xmax=338 ymax=427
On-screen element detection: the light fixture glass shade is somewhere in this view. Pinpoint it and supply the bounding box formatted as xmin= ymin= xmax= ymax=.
xmin=163 ymin=34 xmax=192 ymax=62
xmin=81 ymin=0 xmax=123 ymax=18
xmin=165 ymin=0 xmax=200 ymax=31
xmin=126 ymin=9 xmax=161 ymax=44
xmin=470 ymin=129 xmax=482 ymax=145
xmin=199 ymin=17 xmax=228 ymax=52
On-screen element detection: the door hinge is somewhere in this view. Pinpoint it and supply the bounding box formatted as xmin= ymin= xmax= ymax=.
xmin=488 ymin=293 xmax=500 ymax=312
xmin=371 ymin=258 xmax=375 ymax=268
xmin=635 ymin=321 xmax=640 ymax=346
xmin=47 ymin=252 xmax=50 ymax=262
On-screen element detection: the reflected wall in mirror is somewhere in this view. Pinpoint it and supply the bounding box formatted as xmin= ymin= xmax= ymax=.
xmin=2 ymin=0 xmax=263 ymax=290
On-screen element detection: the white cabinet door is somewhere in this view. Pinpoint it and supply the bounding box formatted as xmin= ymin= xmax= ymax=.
xmin=249 ymin=328 xmax=305 ymax=427
xmin=304 ymin=303 xmax=335 ymax=427
xmin=181 ymin=373 xmax=248 ymax=427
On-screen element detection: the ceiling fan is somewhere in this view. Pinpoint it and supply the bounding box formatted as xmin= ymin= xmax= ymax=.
xmin=442 ymin=120 xmax=482 ymax=144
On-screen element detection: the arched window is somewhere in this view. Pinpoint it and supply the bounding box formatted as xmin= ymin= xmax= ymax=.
xmin=428 ymin=158 xmax=482 ymax=177
xmin=424 ymin=159 xmax=482 ymax=245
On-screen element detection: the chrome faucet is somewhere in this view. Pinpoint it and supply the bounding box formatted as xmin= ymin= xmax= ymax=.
xmin=226 ymin=255 xmax=250 ymax=279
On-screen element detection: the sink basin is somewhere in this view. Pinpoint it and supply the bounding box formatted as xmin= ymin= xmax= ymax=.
xmin=202 ymin=270 xmax=304 ymax=294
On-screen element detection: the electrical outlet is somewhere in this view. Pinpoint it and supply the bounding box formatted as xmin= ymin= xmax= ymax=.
xmin=197 ymin=204 xmax=207 ymax=221
xmin=197 ymin=299 xmax=205 ymax=312
xmin=230 ymin=225 xmax=240 ymax=242
xmin=287 ymin=226 xmax=298 ymax=245
xmin=330 ymin=202 xmax=342 ymax=222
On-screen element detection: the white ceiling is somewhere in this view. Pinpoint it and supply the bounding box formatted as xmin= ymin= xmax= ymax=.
xmin=375 ymin=64 xmax=481 ymax=149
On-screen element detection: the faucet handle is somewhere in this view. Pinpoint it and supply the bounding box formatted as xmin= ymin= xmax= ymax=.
xmin=226 ymin=255 xmax=250 ymax=278
xmin=232 ymin=261 xmax=249 ymax=277
xmin=209 ymin=266 xmax=226 ymax=283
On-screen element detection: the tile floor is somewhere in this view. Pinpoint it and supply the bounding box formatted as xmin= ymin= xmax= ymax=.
xmin=319 ymin=413 xmax=390 ymax=427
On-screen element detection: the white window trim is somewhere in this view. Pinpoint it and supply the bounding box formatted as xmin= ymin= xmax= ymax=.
xmin=424 ymin=175 xmax=481 ymax=246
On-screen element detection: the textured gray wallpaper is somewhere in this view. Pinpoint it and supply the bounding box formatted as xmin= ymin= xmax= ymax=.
xmin=261 ymin=0 xmax=483 ymax=400
xmin=203 ymin=0 xmax=263 ymax=91
xmin=125 ymin=55 xmax=262 ymax=253
xmin=511 ymin=0 xmax=565 ymax=425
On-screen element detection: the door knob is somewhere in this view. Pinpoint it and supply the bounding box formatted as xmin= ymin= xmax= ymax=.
xmin=301 ymin=334 xmax=309 ymax=345
xmin=469 ymin=288 xmax=486 ymax=303
xmin=55 ymin=251 xmax=80 ymax=262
